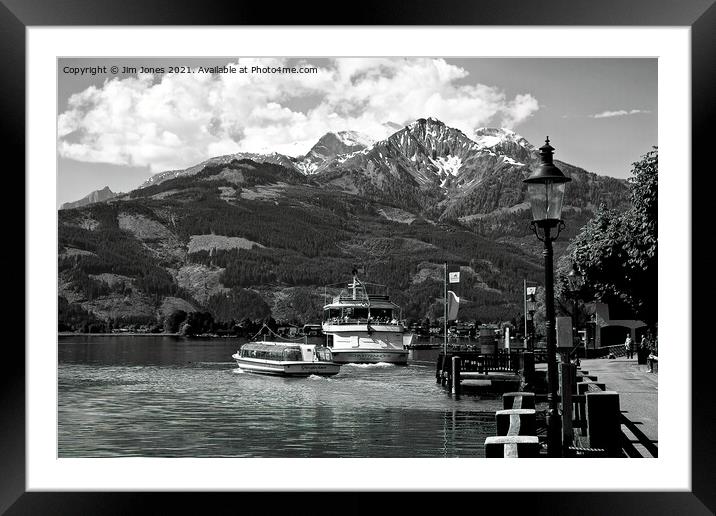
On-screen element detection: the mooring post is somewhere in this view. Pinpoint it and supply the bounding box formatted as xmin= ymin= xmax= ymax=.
xmin=452 ymin=355 xmax=461 ymax=396
xmin=521 ymin=351 xmax=535 ymax=388
xmin=495 ymin=409 xmax=537 ymax=436
xmin=503 ymin=392 xmax=535 ymax=410
xmin=586 ymin=391 xmax=622 ymax=457
xmin=484 ymin=436 xmax=540 ymax=458
xmin=559 ymin=361 xmax=577 ymax=451
xmin=438 ymin=353 xmax=449 ymax=386
xmin=576 ymin=382 xmax=606 ymax=435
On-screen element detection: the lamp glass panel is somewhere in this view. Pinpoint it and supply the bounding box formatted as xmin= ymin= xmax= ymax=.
xmin=527 ymin=181 xmax=566 ymax=221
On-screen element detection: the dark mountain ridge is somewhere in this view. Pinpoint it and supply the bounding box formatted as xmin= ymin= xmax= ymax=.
xmin=60 ymin=186 xmax=118 ymax=210
xmin=58 ymin=118 xmax=631 ymax=331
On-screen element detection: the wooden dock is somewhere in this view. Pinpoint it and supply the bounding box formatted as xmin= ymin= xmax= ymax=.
xmin=485 ymin=392 xmax=540 ymax=457
xmin=477 ymin=365 xmax=627 ymax=458
xmin=435 ymin=351 xmax=538 ymax=395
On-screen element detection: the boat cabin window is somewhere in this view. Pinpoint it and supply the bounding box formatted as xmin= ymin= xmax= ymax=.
xmin=324 ymin=309 xmax=341 ymax=321
xmin=325 ymin=307 xmax=398 ymax=323
xmin=369 ymin=308 xmax=395 ymax=321
xmin=240 ymin=345 xmax=302 ymax=362
xmin=352 ymin=308 xmax=369 ymax=320
xmin=315 ymin=347 xmax=333 ymax=362
xmin=283 ymin=348 xmax=302 ymax=361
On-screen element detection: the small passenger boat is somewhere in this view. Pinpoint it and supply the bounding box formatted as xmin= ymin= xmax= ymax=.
xmin=232 ymin=341 xmax=341 ymax=377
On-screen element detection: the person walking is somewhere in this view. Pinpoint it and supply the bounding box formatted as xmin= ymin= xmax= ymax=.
xmin=639 ymin=333 xmax=650 ymax=363
xmin=648 ymin=333 xmax=658 ymax=373
xmin=624 ymin=334 xmax=634 ymax=359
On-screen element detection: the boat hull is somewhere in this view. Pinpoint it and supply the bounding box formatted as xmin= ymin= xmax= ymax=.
xmin=330 ymin=349 xmax=408 ymax=364
xmin=233 ymin=355 xmax=340 ymax=377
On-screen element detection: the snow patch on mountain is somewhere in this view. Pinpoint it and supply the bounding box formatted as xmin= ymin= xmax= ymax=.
xmin=335 ymin=130 xmax=375 ymax=148
xmin=502 ymin=156 xmax=525 ymax=166
xmin=295 ymin=130 xmax=374 ymax=175
xmin=295 ymin=161 xmax=319 ymax=175
xmin=473 ymin=127 xmax=532 ymax=150
xmin=430 ymin=155 xmax=463 ymax=188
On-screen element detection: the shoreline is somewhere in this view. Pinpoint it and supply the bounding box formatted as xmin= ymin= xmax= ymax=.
xmin=56 ymin=332 xmax=241 ymax=338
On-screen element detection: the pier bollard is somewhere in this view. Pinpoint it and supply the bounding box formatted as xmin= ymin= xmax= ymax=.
xmin=576 ymin=382 xmax=606 ymax=435
xmin=495 ymin=409 xmax=537 ymax=436
xmin=559 ymin=362 xmax=577 ymax=449
xmin=438 ymin=354 xmax=448 ymax=386
xmin=484 ymin=436 xmax=540 ymax=458
xmin=452 ymin=356 xmax=461 ymax=395
xmin=586 ymin=391 xmax=622 ymax=457
xmin=558 ymin=362 xmax=577 ymax=397
xmin=520 ymin=352 xmax=535 ymax=385
xmin=503 ymin=392 xmax=535 ymax=410
xmin=578 ymin=382 xmax=606 ymax=393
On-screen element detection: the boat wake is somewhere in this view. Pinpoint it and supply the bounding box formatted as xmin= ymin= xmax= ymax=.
xmin=343 ymin=362 xmax=396 ymax=368
xmin=232 ymin=368 xmax=246 ymax=374
xmin=307 ymin=374 xmax=331 ymax=380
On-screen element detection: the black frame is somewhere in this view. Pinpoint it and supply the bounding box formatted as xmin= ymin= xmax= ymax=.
xmin=3 ymin=0 xmax=712 ymax=513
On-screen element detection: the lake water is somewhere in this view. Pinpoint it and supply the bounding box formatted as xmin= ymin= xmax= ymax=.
xmin=58 ymin=335 xmax=509 ymax=458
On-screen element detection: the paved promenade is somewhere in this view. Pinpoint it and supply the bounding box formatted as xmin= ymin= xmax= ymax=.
xmin=579 ymin=357 xmax=658 ymax=457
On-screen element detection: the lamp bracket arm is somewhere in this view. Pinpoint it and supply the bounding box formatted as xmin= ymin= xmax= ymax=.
xmin=529 ymin=221 xmax=545 ymax=242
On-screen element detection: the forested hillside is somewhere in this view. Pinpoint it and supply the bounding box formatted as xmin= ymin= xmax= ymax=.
xmin=58 ymin=121 xmax=632 ymax=333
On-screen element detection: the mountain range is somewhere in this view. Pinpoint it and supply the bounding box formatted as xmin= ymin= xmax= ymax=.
xmin=60 ymin=186 xmax=119 ymax=210
xmin=58 ymin=118 xmax=630 ymax=331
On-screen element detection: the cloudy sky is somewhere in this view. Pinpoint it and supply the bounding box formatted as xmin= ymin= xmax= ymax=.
xmin=57 ymin=57 xmax=656 ymax=208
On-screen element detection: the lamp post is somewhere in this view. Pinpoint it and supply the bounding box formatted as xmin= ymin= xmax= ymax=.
xmin=523 ymin=137 xmax=572 ymax=458
xmin=567 ymin=264 xmax=584 ymax=353
xmin=526 ymin=292 xmax=537 ymax=352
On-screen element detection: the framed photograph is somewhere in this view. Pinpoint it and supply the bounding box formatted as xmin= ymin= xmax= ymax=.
xmin=6 ymin=0 xmax=711 ymax=513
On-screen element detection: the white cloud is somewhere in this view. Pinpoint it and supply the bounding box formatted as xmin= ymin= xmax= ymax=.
xmin=58 ymin=58 xmax=540 ymax=173
xmin=591 ymin=109 xmax=651 ymax=119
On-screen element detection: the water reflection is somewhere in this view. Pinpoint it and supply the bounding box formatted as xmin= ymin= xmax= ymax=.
xmin=59 ymin=336 xmax=499 ymax=457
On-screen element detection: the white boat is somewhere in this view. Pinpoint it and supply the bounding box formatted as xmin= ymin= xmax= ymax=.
xmin=232 ymin=341 xmax=341 ymax=377
xmin=321 ymin=272 xmax=413 ymax=364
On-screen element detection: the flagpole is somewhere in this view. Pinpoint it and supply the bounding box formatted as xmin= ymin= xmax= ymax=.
xmin=444 ymin=262 xmax=448 ymax=356
xmin=524 ymin=278 xmax=528 ymax=348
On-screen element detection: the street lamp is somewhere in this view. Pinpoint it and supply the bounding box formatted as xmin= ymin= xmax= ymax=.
xmin=526 ymin=292 xmax=537 ymax=352
xmin=523 ymin=137 xmax=572 ymax=458
xmin=567 ymin=264 xmax=584 ymax=349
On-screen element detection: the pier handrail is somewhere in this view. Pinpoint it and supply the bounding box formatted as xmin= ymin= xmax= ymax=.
xmin=436 ymin=351 xmax=522 ymax=375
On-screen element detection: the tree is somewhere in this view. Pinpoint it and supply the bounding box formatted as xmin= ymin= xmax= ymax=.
xmin=164 ymin=310 xmax=187 ymax=333
xmin=561 ymin=148 xmax=657 ymax=326
xmin=206 ymin=288 xmax=271 ymax=323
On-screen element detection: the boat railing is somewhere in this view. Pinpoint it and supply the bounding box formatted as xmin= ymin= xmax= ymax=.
xmin=324 ymin=317 xmax=402 ymax=326
xmin=334 ymin=293 xmax=370 ymax=303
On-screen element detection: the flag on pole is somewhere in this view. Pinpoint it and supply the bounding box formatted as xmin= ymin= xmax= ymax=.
xmin=447 ymin=291 xmax=460 ymax=320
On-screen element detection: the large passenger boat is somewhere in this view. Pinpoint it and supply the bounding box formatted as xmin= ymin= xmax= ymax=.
xmin=232 ymin=341 xmax=341 ymax=377
xmin=321 ymin=272 xmax=413 ymax=364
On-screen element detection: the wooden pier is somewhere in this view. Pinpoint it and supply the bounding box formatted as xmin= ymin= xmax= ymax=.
xmin=434 ymin=352 xmax=628 ymax=457
xmin=476 ymin=364 xmax=623 ymax=457
xmin=435 ymin=351 xmax=535 ymax=394
xmin=485 ymin=392 xmax=540 ymax=457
